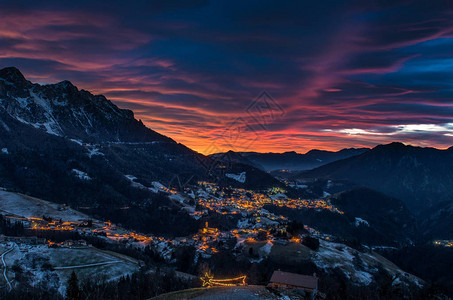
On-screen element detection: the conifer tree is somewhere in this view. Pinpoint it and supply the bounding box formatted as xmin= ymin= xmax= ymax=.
xmin=66 ymin=271 xmax=81 ymax=300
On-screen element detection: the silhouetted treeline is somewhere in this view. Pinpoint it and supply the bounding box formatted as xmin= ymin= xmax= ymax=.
xmin=0 ymin=268 xmax=196 ymax=300
xmin=0 ymin=214 xmax=25 ymax=236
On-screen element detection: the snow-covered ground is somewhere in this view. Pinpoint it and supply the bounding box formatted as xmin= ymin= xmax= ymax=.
xmin=0 ymin=243 xmax=139 ymax=295
xmin=86 ymin=144 xmax=104 ymax=158
xmin=258 ymin=242 xmax=273 ymax=257
xmin=70 ymin=140 xmax=104 ymax=158
xmin=72 ymin=169 xmax=91 ymax=180
xmin=0 ymin=190 xmax=90 ymax=221
xmin=70 ymin=139 xmax=83 ymax=146
xmin=354 ymin=217 xmax=369 ymax=227
xmin=270 ymin=193 xmax=287 ymax=201
xmin=125 ymin=175 xmax=137 ymax=181
xmin=226 ymin=172 xmax=246 ymax=183
xmin=169 ymin=194 xmax=185 ymax=204
xmin=289 ymin=183 xmax=308 ymax=189
xmin=312 ymin=240 xmax=423 ymax=287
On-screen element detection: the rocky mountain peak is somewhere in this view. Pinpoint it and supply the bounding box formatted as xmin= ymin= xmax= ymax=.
xmin=0 ymin=66 xmax=171 ymax=144
xmin=0 ymin=67 xmax=28 ymax=84
xmin=55 ymin=80 xmax=78 ymax=91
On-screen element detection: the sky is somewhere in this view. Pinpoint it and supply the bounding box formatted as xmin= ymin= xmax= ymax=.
xmin=1 ymin=0 xmax=453 ymax=154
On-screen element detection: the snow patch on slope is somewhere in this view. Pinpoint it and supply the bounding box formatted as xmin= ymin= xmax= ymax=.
xmin=72 ymin=169 xmax=91 ymax=180
xmin=0 ymin=120 xmax=10 ymax=131
xmin=226 ymin=172 xmax=246 ymax=183
xmin=312 ymin=240 xmax=424 ymax=287
xmin=259 ymin=242 xmax=273 ymax=257
xmin=0 ymin=190 xmax=89 ymax=221
xmin=70 ymin=139 xmax=83 ymax=146
xmin=86 ymin=144 xmax=104 ymax=157
xmin=355 ymin=217 xmax=370 ymax=227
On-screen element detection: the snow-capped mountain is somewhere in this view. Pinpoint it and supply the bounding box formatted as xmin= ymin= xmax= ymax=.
xmin=0 ymin=67 xmax=169 ymax=143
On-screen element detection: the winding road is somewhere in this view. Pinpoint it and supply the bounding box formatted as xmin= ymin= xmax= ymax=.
xmin=1 ymin=243 xmax=16 ymax=291
xmin=53 ymin=260 xmax=122 ymax=270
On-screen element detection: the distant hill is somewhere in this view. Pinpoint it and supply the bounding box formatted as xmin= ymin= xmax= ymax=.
xmin=296 ymin=142 xmax=453 ymax=213
xmin=420 ymin=201 xmax=453 ymax=240
xmin=265 ymin=187 xmax=417 ymax=245
xmin=209 ymin=150 xmax=265 ymax=170
xmin=210 ymin=148 xmax=369 ymax=171
xmin=330 ymin=187 xmax=417 ymax=243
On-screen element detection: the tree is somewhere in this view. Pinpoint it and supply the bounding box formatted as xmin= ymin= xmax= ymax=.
xmin=174 ymin=245 xmax=196 ymax=273
xmin=286 ymin=220 xmax=307 ymax=236
xmin=66 ymin=271 xmax=81 ymax=300
xmin=302 ymin=236 xmax=319 ymax=251
xmin=256 ymin=230 xmax=268 ymax=241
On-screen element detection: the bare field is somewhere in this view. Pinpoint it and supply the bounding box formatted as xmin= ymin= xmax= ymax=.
xmin=0 ymin=190 xmax=90 ymax=221
xmin=269 ymin=242 xmax=311 ymax=264
xmin=1 ymin=243 xmax=139 ymax=293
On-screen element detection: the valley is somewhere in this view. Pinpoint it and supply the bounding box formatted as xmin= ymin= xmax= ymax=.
xmin=0 ymin=181 xmax=427 ymax=298
xmin=0 ymin=67 xmax=451 ymax=299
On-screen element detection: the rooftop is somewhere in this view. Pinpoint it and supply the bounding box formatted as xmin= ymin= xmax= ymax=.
xmin=269 ymin=270 xmax=318 ymax=289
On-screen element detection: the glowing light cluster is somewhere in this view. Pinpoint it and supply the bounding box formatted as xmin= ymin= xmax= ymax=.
xmin=200 ymin=273 xmax=247 ymax=288
xmin=433 ymin=240 xmax=453 ymax=247
xmin=196 ymin=183 xmax=344 ymax=216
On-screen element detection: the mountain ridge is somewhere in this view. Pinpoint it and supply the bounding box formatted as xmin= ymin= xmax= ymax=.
xmin=210 ymin=147 xmax=370 ymax=171
xmin=296 ymin=142 xmax=453 ymax=216
xmin=0 ymin=66 xmax=173 ymax=144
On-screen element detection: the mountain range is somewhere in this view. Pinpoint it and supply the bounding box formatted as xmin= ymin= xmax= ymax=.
xmin=295 ymin=142 xmax=453 ymax=239
xmin=296 ymin=142 xmax=453 ymax=211
xmin=210 ymin=148 xmax=369 ymax=171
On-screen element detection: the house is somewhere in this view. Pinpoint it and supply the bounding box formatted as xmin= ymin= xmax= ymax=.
xmin=62 ymin=239 xmax=88 ymax=248
xmin=2 ymin=236 xmax=46 ymax=245
xmin=273 ymin=239 xmax=289 ymax=246
xmin=268 ymin=270 xmax=318 ymax=296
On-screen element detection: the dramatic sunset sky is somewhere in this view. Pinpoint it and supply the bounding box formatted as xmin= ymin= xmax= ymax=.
xmin=1 ymin=0 xmax=453 ymax=153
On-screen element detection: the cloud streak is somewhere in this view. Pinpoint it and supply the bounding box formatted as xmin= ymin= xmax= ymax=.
xmin=0 ymin=1 xmax=452 ymax=153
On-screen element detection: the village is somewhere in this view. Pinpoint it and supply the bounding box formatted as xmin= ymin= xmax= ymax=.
xmin=0 ymin=181 xmax=427 ymax=299
xmin=194 ymin=181 xmax=344 ymax=217
xmin=433 ymin=239 xmax=453 ymax=247
xmin=0 ymin=180 xmax=342 ymax=263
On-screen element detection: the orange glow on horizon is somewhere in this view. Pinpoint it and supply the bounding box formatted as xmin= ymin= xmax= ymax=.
xmin=136 ymin=116 xmax=452 ymax=155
